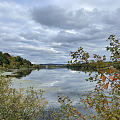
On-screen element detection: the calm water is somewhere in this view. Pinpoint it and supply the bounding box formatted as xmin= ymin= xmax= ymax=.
xmin=12 ymin=68 xmax=96 ymax=108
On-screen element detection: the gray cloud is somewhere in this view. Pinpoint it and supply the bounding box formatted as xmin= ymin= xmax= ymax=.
xmin=53 ymin=0 xmax=120 ymax=11
xmin=32 ymin=6 xmax=120 ymax=33
xmin=32 ymin=6 xmax=91 ymax=29
xmin=0 ymin=1 xmax=120 ymax=64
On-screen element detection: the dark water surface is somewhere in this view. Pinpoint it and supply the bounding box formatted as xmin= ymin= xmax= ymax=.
xmin=12 ymin=68 xmax=96 ymax=108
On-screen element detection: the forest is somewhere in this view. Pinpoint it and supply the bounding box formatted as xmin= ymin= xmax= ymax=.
xmin=0 ymin=51 xmax=32 ymax=69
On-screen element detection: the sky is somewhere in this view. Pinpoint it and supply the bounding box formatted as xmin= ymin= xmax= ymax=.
xmin=0 ymin=0 xmax=120 ymax=64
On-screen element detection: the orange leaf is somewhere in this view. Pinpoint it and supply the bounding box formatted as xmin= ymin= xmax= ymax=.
xmin=69 ymin=113 xmax=73 ymax=116
xmin=83 ymin=116 xmax=86 ymax=119
xmin=101 ymin=75 xmax=106 ymax=82
xmin=72 ymin=107 xmax=78 ymax=111
xmin=82 ymin=115 xmax=86 ymax=119
xmin=77 ymin=111 xmax=81 ymax=116
xmin=110 ymin=76 xmax=117 ymax=81
xmin=104 ymin=82 xmax=109 ymax=89
xmin=86 ymin=99 xmax=89 ymax=103
xmin=110 ymin=69 xmax=114 ymax=73
xmin=110 ymin=76 xmax=114 ymax=81
xmin=19 ymin=94 xmax=22 ymax=97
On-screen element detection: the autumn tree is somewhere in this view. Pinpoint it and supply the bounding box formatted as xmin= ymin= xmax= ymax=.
xmin=66 ymin=35 xmax=120 ymax=119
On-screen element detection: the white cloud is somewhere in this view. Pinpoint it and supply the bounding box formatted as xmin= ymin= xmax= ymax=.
xmin=0 ymin=0 xmax=120 ymax=63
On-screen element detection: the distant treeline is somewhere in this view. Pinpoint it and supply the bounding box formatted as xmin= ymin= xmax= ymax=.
xmin=67 ymin=61 xmax=120 ymax=71
xmin=0 ymin=51 xmax=33 ymax=69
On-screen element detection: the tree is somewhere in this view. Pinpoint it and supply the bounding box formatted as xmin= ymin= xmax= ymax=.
xmin=68 ymin=47 xmax=90 ymax=65
xmin=66 ymin=35 xmax=120 ymax=119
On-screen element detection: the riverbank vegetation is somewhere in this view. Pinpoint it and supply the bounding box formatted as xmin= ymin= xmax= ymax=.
xmin=0 ymin=51 xmax=67 ymax=71
xmin=0 ymin=51 xmax=34 ymax=69
xmin=0 ymin=75 xmax=48 ymax=120
xmin=67 ymin=61 xmax=120 ymax=71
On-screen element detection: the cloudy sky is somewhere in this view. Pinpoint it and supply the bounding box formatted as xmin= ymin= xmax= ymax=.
xmin=0 ymin=0 xmax=120 ymax=64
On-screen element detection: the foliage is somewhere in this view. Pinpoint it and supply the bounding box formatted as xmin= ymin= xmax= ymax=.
xmin=68 ymin=47 xmax=90 ymax=64
xmin=67 ymin=35 xmax=120 ymax=119
xmin=0 ymin=75 xmax=48 ymax=120
xmin=67 ymin=36 xmax=120 ymax=70
xmin=106 ymin=35 xmax=120 ymax=61
xmin=0 ymin=51 xmax=32 ymax=69
xmin=53 ymin=96 xmax=86 ymax=120
xmin=0 ymin=52 xmax=10 ymax=65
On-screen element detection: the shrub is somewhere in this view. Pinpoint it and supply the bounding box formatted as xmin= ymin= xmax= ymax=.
xmin=0 ymin=76 xmax=48 ymax=120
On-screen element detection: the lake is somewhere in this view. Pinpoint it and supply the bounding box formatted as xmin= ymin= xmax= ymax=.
xmin=12 ymin=68 xmax=97 ymax=108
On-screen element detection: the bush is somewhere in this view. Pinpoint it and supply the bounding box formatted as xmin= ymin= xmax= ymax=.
xmin=0 ymin=76 xmax=48 ymax=120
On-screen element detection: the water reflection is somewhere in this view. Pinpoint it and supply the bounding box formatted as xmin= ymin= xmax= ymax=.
xmin=13 ymin=68 xmax=34 ymax=78
xmin=12 ymin=68 xmax=97 ymax=107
